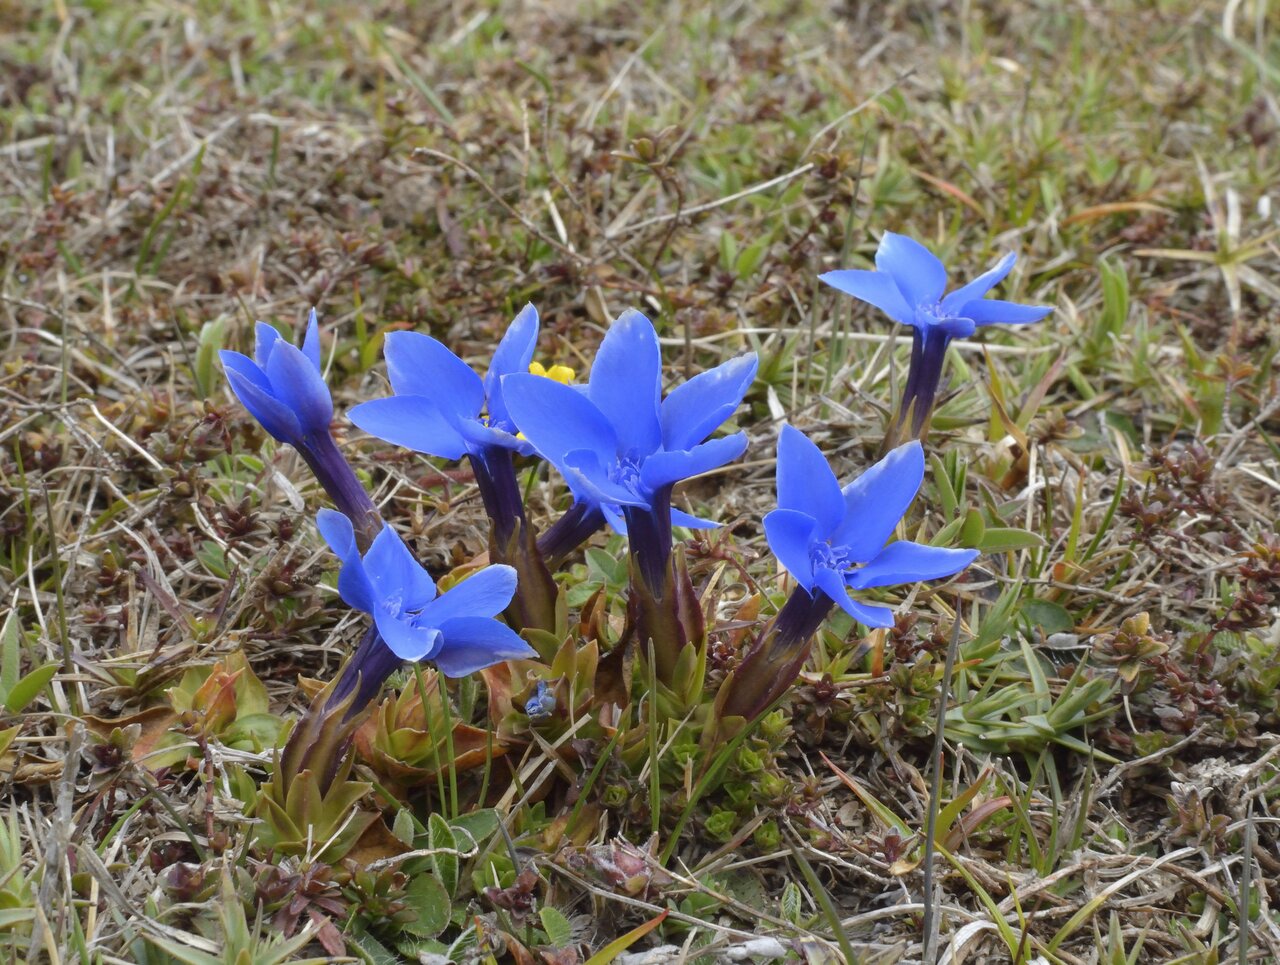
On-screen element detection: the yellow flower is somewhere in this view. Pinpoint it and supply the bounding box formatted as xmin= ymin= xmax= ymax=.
xmin=528 ymin=361 xmax=576 ymax=384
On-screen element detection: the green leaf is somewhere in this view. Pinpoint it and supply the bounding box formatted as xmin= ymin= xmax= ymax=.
xmin=400 ymin=873 xmax=451 ymax=939
xmin=1021 ymin=599 xmax=1074 ymax=635
xmin=5 ymin=664 xmax=57 ymax=714
xmin=0 ymin=908 xmax=35 ymax=929
xmin=929 ymin=515 xmax=965 ymax=547
xmin=224 ymin=713 xmax=283 ymax=751
xmin=446 ymin=925 xmax=479 ymax=961
xmin=978 ymin=528 xmax=1045 ymax=553
xmin=427 ymin=812 xmax=459 ymax=897
xmin=195 ymin=541 xmax=229 ymax=580
xmin=450 ymin=808 xmax=500 ymax=848
xmin=143 ymin=934 xmax=222 ymax=965
xmin=540 ymin=906 xmax=574 ymax=947
xmin=0 ymin=725 xmax=19 ymax=762
xmin=960 ymin=508 xmax=986 ymax=546
xmin=734 ymin=237 xmax=770 ymax=279
xmin=584 ymin=547 xmax=626 ymax=585
xmin=193 ymin=318 xmax=226 ymax=400
xmin=929 ymin=453 xmax=959 ymax=519
xmin=349 ymin=931 xmax=399 ymax=965
xmin=780 ymin=880 xmax=804 ymax=923
xmin=0 ymin=613 xmax=20 ymax=701
xmin=394 ymin=937 xmax=449 ymax=961
xmin=566 ymin=582 xmax=601 ymax=608
xmin=718 ymin=230 xmax=739 ymax=273
xmin=392 ymin=808 xmax=416 ymax=847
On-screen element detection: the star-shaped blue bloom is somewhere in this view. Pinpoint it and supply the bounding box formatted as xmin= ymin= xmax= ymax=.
xmin=347 ymin=304 xmax=539 ymax=459
xmin=501 ymin=309 xmax=757 ymax=525
xmin=220 ymin=309 xmax=333 ymax=446
xmin=819 ymin=232 xmax=1052 ymax=338
xmin=317 ymin=510 xmax=536 ymax=677
xmin=764 ymin=425 xmax=978 ymax=628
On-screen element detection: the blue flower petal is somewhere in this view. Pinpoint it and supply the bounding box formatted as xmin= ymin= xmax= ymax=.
xmin=264 ymin=340 xmax=333 ymax=437
xmin=596 ymin=504 xmax=718 ymax=534
xmin=939 ymin=252 xmax=1016 ymax=316
xmin=254 ymin=322 xmax=283 ymax=369
xmin=454 ymin=416 xmax=532 ymax=456
xmin=776 ymin=425 xmax=844 ymax=536
xmin=503 ymin=373 xmax=620 ymax=472
xmin=814 ymin=565 xmax=855 ymax=614
xmin=600 ymin=504 xmax=628 ymax=536
xmin=670 ymin=507 xmax=720 ymax=530
xmin=317 ymin=510 xmax=377 ymax=613
xmin=433 ymin=617 xmax=538 ymax=677
xmin=422 ymin=564 xmax=518 ymax=625
xmin=847 ymin=541 xmax=978 ymax=589
xmin=587 ymin=310 xmax=662 ymax=456
xmin=485 ymin=303 xmax=539 ymax=429
xmin=814 ymin=566 xmax=895 ymax=627
xmin=829 ymin=441 xmax=925 ymax=561
xmin=223 ymin=359 xmax=302 ymax=443
xmin=376 ymin=610 xmax=439 ymax=661
xmin=763 ymin=508 xmax=819 ymax=590
xmin=302 ymin=308 xmax=322 ymax=371
xmin=639 ymin=433 xmax=747 ymax=493
xmin=220 ymin=350 xmax=271 ymax=393
xmin=348 ymin=396 xmax=469 ymax=460
xmin=659 ymin=353 xmax=758 ymax=452
xmin=383 ymin=331 xmax=486 ymax=422
xmin=960 ymin=299 xmax=1053 ymax=327
xmin=818 ymin=269 xmax=913 ymax=324
xmin=876 ymin=232 xmax=948 ymax=309
xmin=362 ymin=526 xmax=437 ymax=610
xmin=935 ymin=315 xmax=977 ymax=338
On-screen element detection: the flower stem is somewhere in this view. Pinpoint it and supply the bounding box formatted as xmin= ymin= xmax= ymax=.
xmin=717 ymin=586 xmax=835 ymax=722
xmin=468 ymin=447 xmax=526 ymax=549
xmin=883 ymin=326 xmax=951 ymax=453
xmin=327 ymin=625 xmax=402 ymax=718
xmin=622 ymin=487 xmax=702 ymax=686
xmin=299 ymin=431 xmax=381 ymax=551
xmin=470 ymin=446 xmax=559 ymax=636
xmin=623 ymin=489 xmax=673 ymax=596
xmin=537 ymin=501 xmax=606 ymax=568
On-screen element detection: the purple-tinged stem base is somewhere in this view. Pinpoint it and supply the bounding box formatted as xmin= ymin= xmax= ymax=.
xmin=622 ymin=487 xmax=704 ymax=687
xmin=326 ymin=625 xmax=403 ymax=719
xmin=537 ymin=501 xmax=606 ymax=569
xmin=470 ymin=447 xmax=559 ymax=636
xmin=298 ymin=431 xmax=382 ymax=551
xmin=883 ymin=326 xmax=951 ymax=454
xmin=716 ymin=586 xmax=835 ymax=723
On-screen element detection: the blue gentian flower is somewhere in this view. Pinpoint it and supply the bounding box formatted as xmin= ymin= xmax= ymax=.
xmin=221 ymin=309 xmax=381 ymax=546
xmin=502 ymin=309 xmax=757 ymax=540
xmin=220 ymin=309 xmax=333 ymax=447
xmin=820 ymin=233 xmax=1052 ymax=443
xmin=348 ymin=305 xmax=566 ymax=635
xmin=820 ymin=232 xmax=1052 ymax=338
xmin=317 ymin=509 xmax=536 ymax=677
xmin=764 ymin=424 xmax=978 ymax=628
xmin=524 ymin=680 xmax=556 ymax=722
xmin=504 ymin=309 xmax=756 ymax=685
xmin=348 ymin=303 xmax=539 ymax=461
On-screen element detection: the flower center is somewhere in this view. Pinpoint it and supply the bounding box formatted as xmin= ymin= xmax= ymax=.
xmin=914 ymin=302 xmax=946 ymax=325
xmin=479 ymin=408 xmax=519 ymax=436
xmin=612 ymin=454 xmax=645 ymax=496
xmin=812 ymin=541 xmax=855 ymax=573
